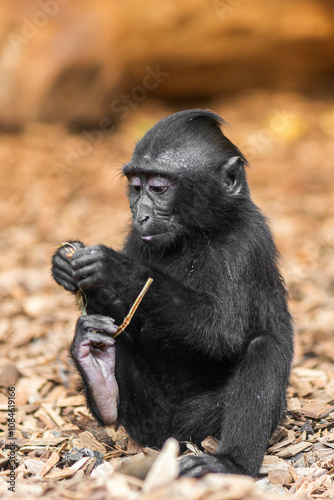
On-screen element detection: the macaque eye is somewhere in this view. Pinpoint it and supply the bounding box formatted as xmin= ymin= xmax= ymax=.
xmin=128 ymin=176 xmax=141 ymax=195
xmin=147 ymin=177 xmax=170 ymax=195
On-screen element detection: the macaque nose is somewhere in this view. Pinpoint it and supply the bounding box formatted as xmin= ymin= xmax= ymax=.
xmin=140 ymin=215 xmax=149 ymax=225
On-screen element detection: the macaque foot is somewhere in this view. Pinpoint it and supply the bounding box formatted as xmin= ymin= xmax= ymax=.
xmin=179 ymin=453 xmax=243 ymax=477
xmin=71 ymin=315 xmax=119 ymax=425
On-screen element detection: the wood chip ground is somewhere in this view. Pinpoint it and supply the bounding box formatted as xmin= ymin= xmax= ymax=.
xmin=0 ymin=93 xmax=334 ymax=499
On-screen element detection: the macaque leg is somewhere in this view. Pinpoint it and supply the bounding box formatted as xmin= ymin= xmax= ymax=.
xmin=71 ymin=315 xmax=119 ymax=425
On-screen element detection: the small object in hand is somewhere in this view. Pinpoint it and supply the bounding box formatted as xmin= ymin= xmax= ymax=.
xmin=61 ymin=242 xmax=87 ymax=315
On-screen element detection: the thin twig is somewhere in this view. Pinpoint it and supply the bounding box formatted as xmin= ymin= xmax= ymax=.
xmin=114 ymin=278 xmax=153 ymax=338
xmin=60 ymin=242 xmax=153 ymax=336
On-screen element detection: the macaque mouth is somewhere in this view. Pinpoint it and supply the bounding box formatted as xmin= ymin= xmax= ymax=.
xmin=141 ymin=232 xmax=170 ymax=243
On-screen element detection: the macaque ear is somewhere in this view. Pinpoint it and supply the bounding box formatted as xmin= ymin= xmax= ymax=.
xmin=221 ymin=156 xmax=245 ymax=194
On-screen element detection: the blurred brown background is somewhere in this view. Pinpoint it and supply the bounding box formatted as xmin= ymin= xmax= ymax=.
xmin=0 ymin=0 xmax=334 ymax=128
xmin=0 ymin=1 xmax=334 ymax=497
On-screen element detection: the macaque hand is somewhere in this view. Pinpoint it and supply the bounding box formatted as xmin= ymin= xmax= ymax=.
xmin=51 ymin=241 xmax=85 ymax=292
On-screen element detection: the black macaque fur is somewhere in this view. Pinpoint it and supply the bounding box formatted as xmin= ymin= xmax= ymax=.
xmin=51 ymin=109 xmax=293 ymax=478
